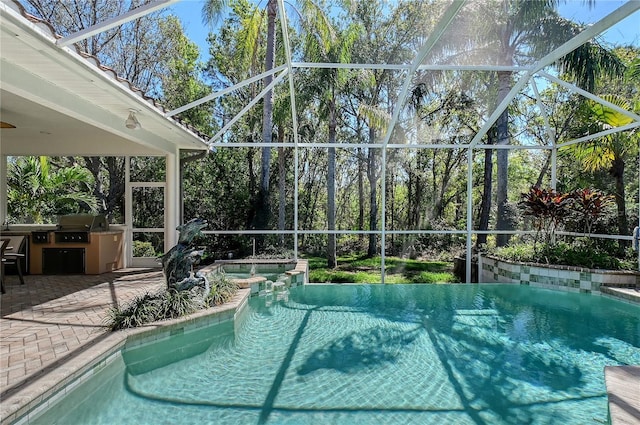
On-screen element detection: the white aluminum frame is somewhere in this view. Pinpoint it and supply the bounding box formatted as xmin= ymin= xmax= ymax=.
xmin=56 ymin=0 xmax=640 ymax=279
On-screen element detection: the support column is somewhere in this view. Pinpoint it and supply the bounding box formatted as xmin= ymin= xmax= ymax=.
xmin=0 ymin=155 xmax=7 ymax=225
xmin=124 ymin=156 xmax=132 ymax=268
xmin=466 ymin=148 xmax=474 ymax=283
xmin=165 ymin=150 xmax=179 ymax=251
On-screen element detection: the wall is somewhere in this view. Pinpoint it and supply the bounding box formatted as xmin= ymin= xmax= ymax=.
xmin=478 ymin=254 xmax=639 ymax=294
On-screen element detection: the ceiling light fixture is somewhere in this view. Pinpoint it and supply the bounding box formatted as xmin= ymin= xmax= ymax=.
xmin=125 ymin=109 xmax=141 ymax=130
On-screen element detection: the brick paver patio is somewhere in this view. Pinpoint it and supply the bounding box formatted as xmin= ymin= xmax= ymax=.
xmin=0 ymin=269 xmax=165 ymax=423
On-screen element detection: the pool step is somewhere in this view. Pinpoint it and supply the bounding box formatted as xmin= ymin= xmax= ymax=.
xmin=601 ymin=286 xmax=640 ymax=304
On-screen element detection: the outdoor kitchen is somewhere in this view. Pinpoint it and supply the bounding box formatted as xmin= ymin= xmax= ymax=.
xmin=1 ymin=214 xmax=124 ymax=275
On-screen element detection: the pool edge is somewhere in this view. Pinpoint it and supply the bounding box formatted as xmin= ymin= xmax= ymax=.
xmin=1 ymin=288 xmax=251 ymax=425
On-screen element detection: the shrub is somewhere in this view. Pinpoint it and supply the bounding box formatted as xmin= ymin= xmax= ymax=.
xmin=493 ymin=243 xmax=537 ymax=263
xmin=492 ymin=239 xmax=630 ymax=270
xmin=133 ymin=240 xmax=156 ymax=257
xmin=569 ymin=188 xmax=614 ymax=235
xmin=158 ymin=289 xmax=198 ymax=319
xmin=107 ymin=288 xmax=202 ymax=331
xmin=519 ymin=186 xmax=572 ymax=245
xmin=206 ymin=273 xmax=239 ymax=306
xmin=106 ymin=292 xmax=163 ymax=331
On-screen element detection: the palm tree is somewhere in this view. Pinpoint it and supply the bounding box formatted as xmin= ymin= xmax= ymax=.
xmin=204 ymin=0 xmax=332 ymax=239
xmin=305 ymin=20 xmax=361 ymax=268
xmin=7 ymin=157 xmax=97 ymax=223
xmin=470 ymin=0 xmax=625 ymax=246
xmin=571 ymin=94 xmax=638 ymax=248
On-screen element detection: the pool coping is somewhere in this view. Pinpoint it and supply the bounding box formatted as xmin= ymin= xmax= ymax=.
xmin=605 ymin=366 xmax=640 ymax=425
xmin=1 ymin=289 xmax=251 ymax=425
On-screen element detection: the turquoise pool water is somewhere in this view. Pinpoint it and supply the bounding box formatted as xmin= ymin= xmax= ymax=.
xmin=32 ymin=284 xmax=640 ymax=425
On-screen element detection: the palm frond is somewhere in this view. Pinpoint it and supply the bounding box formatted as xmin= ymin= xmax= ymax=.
xmin=514 ymin=0 xmax=559 ymax=25
xmin=202 ymin=0 xmax=229 ymax=26
xmin=237 ymin=7 xmax=263 ymax=72
xmin=589 ymin=94 xmax=633 ymax=128
xmin=358 ymin=103 xmax=390 ymax=131
xmin=560 ymin=40 xmax=626 ymax=92
xmin=571 ymin=142 xmax=614 ymax=172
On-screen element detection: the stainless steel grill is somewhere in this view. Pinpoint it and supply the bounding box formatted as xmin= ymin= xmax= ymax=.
xmin=54 ymin=214 xmax=108 ymax=243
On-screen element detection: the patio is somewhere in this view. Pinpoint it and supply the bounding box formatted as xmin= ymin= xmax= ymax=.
xmin=0 ymin=270 xmax=165 ymax=424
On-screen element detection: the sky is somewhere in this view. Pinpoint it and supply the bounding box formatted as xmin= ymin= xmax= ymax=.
xmin=167 ymin=0 xmax=640 ymax=63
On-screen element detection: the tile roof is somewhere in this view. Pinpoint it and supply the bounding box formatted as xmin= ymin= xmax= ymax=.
xmin=6 ymin=0 xmax=210 ymax=142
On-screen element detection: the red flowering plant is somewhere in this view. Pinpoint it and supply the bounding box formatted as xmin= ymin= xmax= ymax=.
xmin=518 ymin=186 xmax=573 ymax=246
xmin=496 ymin=187 xmax=630 ymax=270
xmin=569 ymin=188 xmax=614 ymax=236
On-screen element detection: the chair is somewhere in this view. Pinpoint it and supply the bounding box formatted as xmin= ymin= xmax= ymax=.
xmin=1 ymin=236 xmax=26 ymax=294
xmin=0 ymin=239 xmax=9 ymax=294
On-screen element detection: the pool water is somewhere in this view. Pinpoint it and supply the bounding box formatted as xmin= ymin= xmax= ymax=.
xmin=32 ymin=284 xmax=640 ymax=425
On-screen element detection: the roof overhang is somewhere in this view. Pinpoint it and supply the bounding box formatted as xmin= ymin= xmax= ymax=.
xmin=0 ymin=0 xmax=209 ymax=157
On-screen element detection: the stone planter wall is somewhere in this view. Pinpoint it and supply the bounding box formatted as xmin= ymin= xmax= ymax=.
xmin=478 ymin=254 xmax=639 ymax=294
xmin=200 ymin=259 xmax=308 ymax=296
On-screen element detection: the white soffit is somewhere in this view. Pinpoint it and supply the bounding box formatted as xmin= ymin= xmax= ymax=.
xmin=0 ymin=0 xmax=209 ymax=156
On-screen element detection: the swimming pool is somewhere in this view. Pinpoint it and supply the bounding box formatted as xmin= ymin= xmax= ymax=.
xmin=31 ymin=284 xmax=639 ymax=424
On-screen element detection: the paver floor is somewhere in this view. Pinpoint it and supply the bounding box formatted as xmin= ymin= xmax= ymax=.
xmin=0 ymin=270 xmax=164 ymax=416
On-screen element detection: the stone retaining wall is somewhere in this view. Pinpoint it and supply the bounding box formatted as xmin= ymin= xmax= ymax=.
xmin=478 ymin=254 xmax=639 ymax=294
xmin=200 ymin=259 xmax=308 ymax=295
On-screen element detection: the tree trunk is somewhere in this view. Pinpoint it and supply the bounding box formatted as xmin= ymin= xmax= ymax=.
xmin=495 ymin=70 xmax=512 ymax=247
xmin=477 ymin=126 xmax=495 ymax=246
xmin=357 ymin=147 xmax=365 ymax=243
xmin=367 ymin=128 xmax=377 ymax=258
xmin=534 ymin=151 xmax=551 ymax=188
xmin=246 ymin=143 xmax=257 ymax=229
xmin=327 ymin=100 xmax=337 ymax=268
xmin=388 ymin=166 xmax=395 ymax=253
xmin=611 ymin=153 xmax=629 ymax=252
xmin=257 ymin=0 xmax=277 ymax=234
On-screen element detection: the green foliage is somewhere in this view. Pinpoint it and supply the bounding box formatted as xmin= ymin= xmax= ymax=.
xmin=570 ymin=188 xmax=614 ymax=234
xmin=106 ymin=289 xmax=199 ymax=331
xmin=107 ymin=292 xmax=164 ymax=331
xmin=133 ymin=241 xmax=157 ymax=258
xmin=7 ymin=156 xmax=97 ymax=223
xmin=159 ymin=289 xmax=199 ymax=319
xmin=493 ymin=243 xmax=537 ymax=263
xmin=410 ymin=272 xmax=457 ymax=284
xmin=106 ymin=271 xmax=242 ymax=331
xmin=159 ymin=16 xmax=213 ymax=133
xmin=493 ymin=239 xmax=633 ymax=271
xmin=252 ymin=245 xmax=295 ymax=259
xmin=306 ymin=255 xmax=457 ymax=283
xmin=519 ymin=186 xmax=617 ymax=244
xmin=206 ymin=273 xmax=240 ymax=306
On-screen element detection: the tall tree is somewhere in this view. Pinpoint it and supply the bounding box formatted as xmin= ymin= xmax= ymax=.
xmin=25 ymin=0 xmax=189 ymax=97
xmin=305 ymin=19 xmax=361 ymax=268
xmin=348 ymin=0 xmax=430 ymax=257
xmin=488 ymin=0 xmax=625 ymax=246
xmin=204 ymin=0 xmax=331 ymax=239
